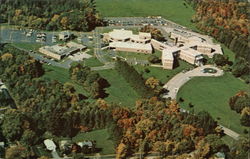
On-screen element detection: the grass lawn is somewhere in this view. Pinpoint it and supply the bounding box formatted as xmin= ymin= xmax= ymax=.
xmin=222 ymin=44 xmax=235 ymax=62
xmin=42 ymin=64 xmax=89 ymax=96
xmin=221 ymin=135 xmax=237 ymax=148
xmin=212 ymin=39 xmax=235 ymax=62
xmin=84 ymin=57 xmax=104 ymax=67
xmin=116 ymin=50 xmax=162 ymax=61
xmin=72 ymin=129 xmax=115 ymax=155
xmin=135 ymin=60 xmax=193 ymax=84
xmin=177 ymin=73 xmax=250 ymax=134
xmin=97 ymin=69 xmax=140 ymax=107
xmin=96 ymin=0 xmax=197 ymax=30
xmin=11 ymin=42 xmax=42 ymax=51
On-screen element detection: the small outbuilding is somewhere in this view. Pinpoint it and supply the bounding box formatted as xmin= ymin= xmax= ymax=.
xmin=44 ymin=139 xmax=56 ymax=151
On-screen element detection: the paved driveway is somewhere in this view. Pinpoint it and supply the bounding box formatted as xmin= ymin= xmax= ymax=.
xmin=163 ymin=65 xmax=224 ymax=99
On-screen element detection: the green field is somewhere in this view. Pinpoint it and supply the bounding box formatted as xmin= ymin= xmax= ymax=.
xmin=222 ymin=44 xmax=235 ymax=62
xmin=96 ymin=0 xmax=197 ymax=30
xmin=11 ymin=42 xmax=42 ymax=51
xmin=97 ymin=69 xmax=140 ymax=107
xmin=116 ymin=50 xmax=162 ymax=61
xmin=135 ymin=60 xmax=193 ymax=84
xmin=177 ymin=73 xmax=249 ymax=134
xmin=72 ymin=129 xmax=115 ymax=155
xmin=84 ymin=57 xmax=104 ymax=67
xmin=42 ymin=65 xmax=141 ymax=107
xmin=42 ymin=65 xmax=89 ymax=96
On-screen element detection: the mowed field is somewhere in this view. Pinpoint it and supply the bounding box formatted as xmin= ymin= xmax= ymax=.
xmin=177 ymin=73 xmax=250 ymax=134
xmin=96 ymin=0 xmax=196 ymax=30
xmin=97 ymin=69 xmax=140 ymax=107
xmin=73 ymin=129 xmax=115 ymax=155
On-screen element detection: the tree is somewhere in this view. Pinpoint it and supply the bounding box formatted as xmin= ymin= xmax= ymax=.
xmin=1 ymin=110 xmax=24 ymax=142
xmin=204 ymin=134 xmax=228 ymax=154
xmin=229 ymin=92 xmax=250 ymax=113
xmin=20 ymin=129 xmax=37 ymax=146
xmin=195 ymin=111 xmax=217 ymax=135
xmin=240 ymin=107 xmax=250 ymax=127
xmin=116 ymin=143 xmax=128 ymax=159
xmin=140 ymin=25 xmax=165 ymax=41
xmin=60 ymin=16 xmax=69 ymax=29
xmin=148 ymin=55 xmax=161 ymax=64
xmin=232 ymin=57 xmax=250 ymax=78
xmin=145 ymin=77 xmax=160 ymax=89
xmin=5 ymin=145 xmax=30 ymax=159
xmin=212 ymin=54 xmax=229 ymax=66
xmin=1 ymin=53 xmax=13 ymax=61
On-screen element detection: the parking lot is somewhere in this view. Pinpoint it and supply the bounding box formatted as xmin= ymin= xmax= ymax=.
xmin=103 ymin=17 xmax=186 ymax=29
xmin=0 ymin=28 xmax=56 ymax=45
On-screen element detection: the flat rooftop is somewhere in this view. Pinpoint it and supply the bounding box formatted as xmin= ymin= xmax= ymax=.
xmin=42 ymin=45 xmax=78 ymax=56
xmin=109 ymin=41 xmax=152 ymax=51
xmin=109 ymin=29 xmax=133 ymax=40
xmin=162 ymin=49 xmax=174 ymax=60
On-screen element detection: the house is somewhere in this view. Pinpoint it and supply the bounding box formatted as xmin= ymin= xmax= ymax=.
xmin=44 ymin=139 xmax=56 ymax=151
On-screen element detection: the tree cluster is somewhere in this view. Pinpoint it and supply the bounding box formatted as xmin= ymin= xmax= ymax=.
xmin=0 ymin=0 xmax=104 ymax=31
xmin=115 ymin=59 xmax=154 ymax=98
xmin=229 ymin=91 xmax=250 ymax=127
xmin=112 ymin=97 xmax=226 ymax=158
xmin=140 ymin=25 xmax=165 ymax=41
xmin=69 ymin=62 xmax=109 ymax=99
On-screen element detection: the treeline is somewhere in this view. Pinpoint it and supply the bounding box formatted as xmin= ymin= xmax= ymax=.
xmin=229 ymin=91 xmax=250 ymax=127
xmin=69 ymin=62 xmax=109 ymax=99
xmin=0 ymin=0 xmax=104 ymax=31
xmin=186 ymin=0 xmax=250 ymax=82
xmin=115 ymin=59 xmax=154 ymax=98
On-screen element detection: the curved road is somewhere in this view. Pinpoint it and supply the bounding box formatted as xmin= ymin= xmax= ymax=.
xmin=163 ymin=65 xmax=240 ymax=140
xmin=163 ymin=65 xmax=224 ymax=99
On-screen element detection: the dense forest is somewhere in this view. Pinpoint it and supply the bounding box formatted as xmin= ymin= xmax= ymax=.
xmin=0 ymin=0 xmax=104 ymax=31
xmin=185 ymin=0 xmax=250 ymax=82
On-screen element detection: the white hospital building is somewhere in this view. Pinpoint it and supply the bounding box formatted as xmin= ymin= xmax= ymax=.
xmin=103 ymin=29 xmax=223 ymax=69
